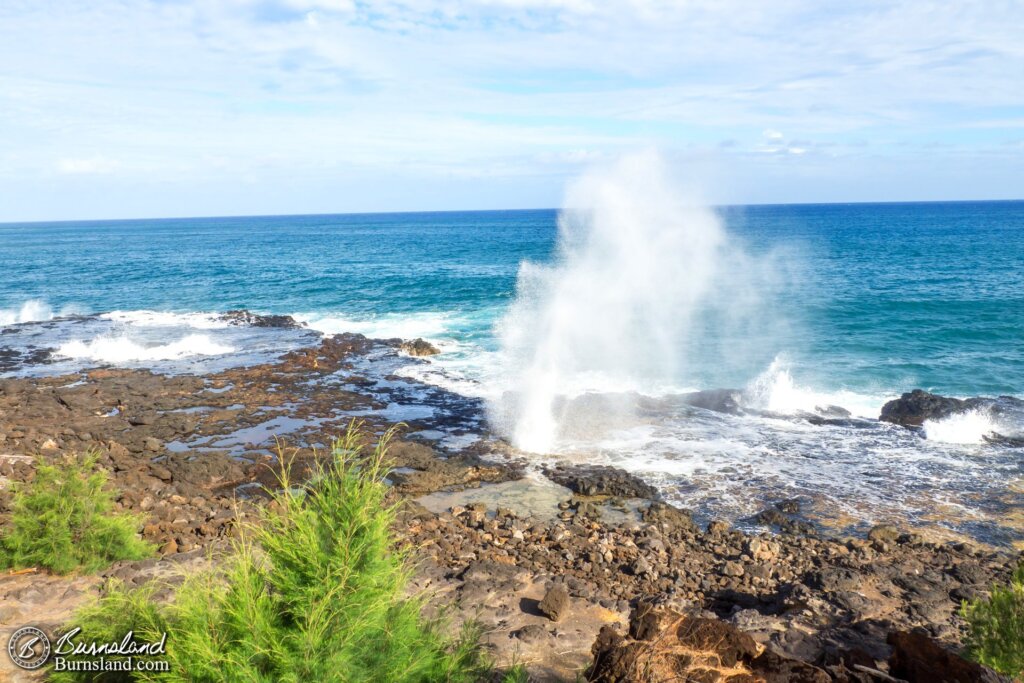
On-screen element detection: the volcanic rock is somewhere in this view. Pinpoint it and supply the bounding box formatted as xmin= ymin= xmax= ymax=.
xmin=879 ymin=389 xmax=983 ymax=427
xmin=543 ymin=464 xmax=658 ymax=499
xmin=221 ymin=309 xmax=303 ymax=328
xmin=399 ymin=338 xmax=441 ymax=356
xmin=588 ymin=605 xmax=830 ymax=682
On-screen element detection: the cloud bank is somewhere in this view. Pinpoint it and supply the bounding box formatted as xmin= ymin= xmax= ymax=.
xmin=1 ymin=0 xmax=1022 ymax=220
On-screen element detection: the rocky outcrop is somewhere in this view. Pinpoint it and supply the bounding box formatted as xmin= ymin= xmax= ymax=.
xmin=543 ymin=464 xmax=659 ymax=499
xmin=588 ymin=604 xmax=830 ymax=682
xmin=879 ymin=389 xmax=979 ymax=427
xmin=221 ymin=309 xmax=303 ymax=328
xmin=399 ymin=338 xmax=441 ymax=356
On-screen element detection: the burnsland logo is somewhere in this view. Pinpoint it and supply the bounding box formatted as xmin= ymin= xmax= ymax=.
xmin=7 ymin=625 xmax=170 ymax=673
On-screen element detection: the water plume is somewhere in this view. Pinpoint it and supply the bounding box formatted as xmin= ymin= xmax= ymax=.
xmin=490 ymin=151 xmax=782 ymax=453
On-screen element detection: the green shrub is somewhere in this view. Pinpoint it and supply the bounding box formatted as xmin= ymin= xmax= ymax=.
xmin=53 ymin=423 xmax=492 ymax=682
xmin=0 ymin=451 xmax=153 ymax=574
xmin=962 ymin=564 xmax=1024 ymax=677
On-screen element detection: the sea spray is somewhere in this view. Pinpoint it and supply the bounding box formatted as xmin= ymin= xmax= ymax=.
xmin=490 ymin=151 xmax=784 ymax=453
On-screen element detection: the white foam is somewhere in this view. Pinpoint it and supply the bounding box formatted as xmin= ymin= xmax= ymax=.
xmin=100 ymin=310 xmax=229 ymax=329
xmin=745 ymin=357 xmax=883 ymax=418
xmin=0 ymin=299 xmax=55 ymax=325
xmin=296 ymin=311 xmax=454 ymax=342
xmin=923 ymin=409 xmax=998 ymax=445
xmin=55 ymin=334 xmax=235 ymax=364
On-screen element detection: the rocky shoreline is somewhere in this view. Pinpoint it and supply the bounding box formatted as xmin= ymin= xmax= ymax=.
xmin=0 ymin=326 xmax=1020 ymax=681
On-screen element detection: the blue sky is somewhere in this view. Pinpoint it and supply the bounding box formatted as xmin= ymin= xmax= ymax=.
xmin=1 ymin=0 xmax=1023 ymax=221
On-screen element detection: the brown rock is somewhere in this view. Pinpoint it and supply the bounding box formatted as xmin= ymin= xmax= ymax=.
xmin=538 ymin=585 xmax=570 ymax=622
xmin=588 ymin=606 xmax=830 ymax=683
xmin=399 ymin=338 xmax=441 ymax=357
xmin=887 ymin=630 xmax=1010 ymax=683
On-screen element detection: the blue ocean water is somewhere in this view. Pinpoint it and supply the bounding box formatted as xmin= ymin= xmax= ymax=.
xmin=2 ymin=201 xmax=1023 ymax=542
xmin=3 ymin=203 xmax=1023 ymax=395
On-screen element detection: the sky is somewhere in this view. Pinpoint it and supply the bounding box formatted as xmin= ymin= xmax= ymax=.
xmin=1 ymin=0 xmax=1023 ymax=221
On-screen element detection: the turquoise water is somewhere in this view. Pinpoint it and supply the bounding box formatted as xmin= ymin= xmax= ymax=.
xmin=2 ymin=201 xmax=1023 ymax=542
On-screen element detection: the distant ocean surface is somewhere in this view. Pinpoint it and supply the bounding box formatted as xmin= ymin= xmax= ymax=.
xmin=2 ymin=201 xmax=1023 ymax=543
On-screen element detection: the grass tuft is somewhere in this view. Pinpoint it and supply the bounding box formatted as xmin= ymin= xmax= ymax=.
xmin=52 ymin=422 xmax=493 ymax=682
xmin=0 ymin=451 xmax=153 ymax=574
xmin=962 ymin=564 xmax=1024 ymax=677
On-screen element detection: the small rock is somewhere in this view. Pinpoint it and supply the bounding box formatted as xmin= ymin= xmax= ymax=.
xmin=538 ymin=585 xmax=570 ymax=622
xmin=868 ymin=524 xmax=900 ymax=544
xmin=722 ymin=561 xmax=745 ymax=577
xmin=399 ymin=338 xmax=441 ymax=357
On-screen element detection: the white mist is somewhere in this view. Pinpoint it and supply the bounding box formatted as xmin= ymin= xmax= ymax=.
xmin=491 ymin=151 xmax=767 ymax=453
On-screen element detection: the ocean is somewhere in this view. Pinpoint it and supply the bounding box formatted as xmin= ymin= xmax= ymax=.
xmin=2 ymin=200 xmax=1023 ymax=544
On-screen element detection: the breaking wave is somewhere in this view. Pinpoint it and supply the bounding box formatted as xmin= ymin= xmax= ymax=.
xmin=55 ymin=334 xmax=235 ymax=364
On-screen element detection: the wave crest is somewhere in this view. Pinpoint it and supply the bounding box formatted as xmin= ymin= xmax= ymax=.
xmin=55 ymin=334 xmax=235 ymax=364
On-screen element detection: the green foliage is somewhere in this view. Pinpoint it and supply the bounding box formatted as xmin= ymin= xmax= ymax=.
xmin=53 ymin=423 xmax=492 ymax=682
xmin=498 ymin=664 xmax=530 ymax=683
xmin=0 ymin=452 xmax=153 ymax=574
xmin=962 ymin=564 xmax=1024 ymax=677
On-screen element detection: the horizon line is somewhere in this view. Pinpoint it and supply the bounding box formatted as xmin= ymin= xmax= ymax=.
xmin=2 ymin=197 xmax=1022 ymax=227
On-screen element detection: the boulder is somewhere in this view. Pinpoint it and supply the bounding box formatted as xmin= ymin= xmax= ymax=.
xmin=879 ymin=389 xmax=981 ymax=427
xmin=538 ymin=585 xmax=570 ymax=622
xmin=399 ymin=338 xmax=441 ymax=357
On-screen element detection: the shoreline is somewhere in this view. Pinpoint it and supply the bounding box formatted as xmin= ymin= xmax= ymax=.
xmin=1 ymin=327 xmax=1021 ymax=680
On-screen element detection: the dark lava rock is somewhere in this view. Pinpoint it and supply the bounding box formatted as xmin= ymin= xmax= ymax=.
xmin=983 ymin=433 xmax=1024 ymax=447
xmin=399 ymin=338 xmax=441 ymax=357
xmin=538 ymin=585 xmax=570 ymax=622
xmin=681 ymin=388 xmax=744 ymax=415
xmin=589 ymin=605 xmax=830 ymax=682
xmin=221 ymin=309 xmax=303 ymax=329
xmin=879 ymin=389 xmax=984 ymax=427
xmin=543 ymin=464 xmax=658 ymax=499
xmin=887 ymin=630 xmax=1010 ymax=682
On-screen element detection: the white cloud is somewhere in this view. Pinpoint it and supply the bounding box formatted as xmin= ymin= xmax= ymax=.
xmin=56 ymin=156 xmax=120 ymax=174
xmin=0 ymin=0 xmax=1022 ymax=219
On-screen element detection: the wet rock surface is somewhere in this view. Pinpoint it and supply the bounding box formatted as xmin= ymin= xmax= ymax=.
xmin=543 ymin=463 xmax=659 ymax=499
xmin=399 ymin=338 xmax=441 ymax=356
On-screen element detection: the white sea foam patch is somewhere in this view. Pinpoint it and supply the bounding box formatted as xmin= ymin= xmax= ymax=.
xmin=745 ymin=357 xmax=884 ymax=418
xmin=296 ymin=312 xmax=455 ymax=343
xmin=56 ymin=334 xmax=235 ymax=364
xmin=100 ymin=310 xmax=230 ymax=329
xmin=923 ymin=409 xmax=999 ymax=445
xmin=0 ymin=299 xmax=56 ymax=325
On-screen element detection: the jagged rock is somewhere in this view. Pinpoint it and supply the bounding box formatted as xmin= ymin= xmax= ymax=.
xmin=399 ymin=338 xmax=441 ymax=356
xmin=543 ymin=464 xmax=658 ymax=499
xmin=588 ymin=605 xmax=830 ymax=682
xmin=879 ymin=389 xmax=980 ymax=427
xmin=221 ymin=309 xmax=303 ymax=328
